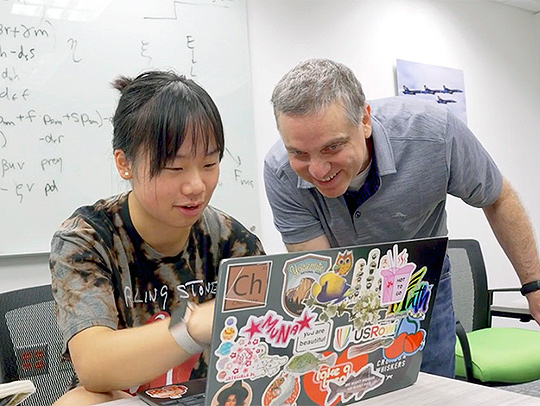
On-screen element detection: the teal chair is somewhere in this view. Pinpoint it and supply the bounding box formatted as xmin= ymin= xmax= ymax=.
xmin=448 ymin=239 xmax=540 ymax=384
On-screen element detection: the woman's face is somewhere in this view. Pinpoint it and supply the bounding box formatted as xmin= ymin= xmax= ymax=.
xmin=127 ymin=135 xmax=220 ymax=245
xmin=224 ymin=394 xmax=237 ymax=406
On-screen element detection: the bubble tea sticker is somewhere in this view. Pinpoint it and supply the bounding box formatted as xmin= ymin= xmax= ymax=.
xmin=379 ymin=245 xmax=416 ymax=305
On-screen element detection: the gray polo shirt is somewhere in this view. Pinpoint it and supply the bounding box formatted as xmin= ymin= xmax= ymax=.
xmin=264 ymin=97 xmax=502 ymax=247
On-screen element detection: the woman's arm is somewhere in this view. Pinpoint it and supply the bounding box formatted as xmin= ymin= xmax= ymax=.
xmin=68 ymin=300 xmax=214 ymax=392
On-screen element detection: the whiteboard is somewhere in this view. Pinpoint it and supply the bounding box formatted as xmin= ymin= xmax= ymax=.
xmin=0 ymin=0 xmax=260 ymax=255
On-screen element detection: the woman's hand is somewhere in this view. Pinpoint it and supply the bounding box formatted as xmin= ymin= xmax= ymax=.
xmin=187 ymin=299 xmax=215 ymax=346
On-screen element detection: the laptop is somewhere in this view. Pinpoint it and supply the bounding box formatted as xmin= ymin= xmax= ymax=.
xmin=138 ymin=237 xmax=447 ymax=406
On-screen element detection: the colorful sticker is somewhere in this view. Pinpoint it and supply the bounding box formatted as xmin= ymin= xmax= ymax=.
xmin=215 ymin=337 xmax=288 ymax=382
xmin=379 ymin=245 xmax=417 ymax=305
xmin=284 ymin=352 xmax=337 ymax=375
xmin=302 ymin=350 xmax=368 ymax=406
xmin=215 ymin=317 xmax=288 ymax=382
xmin=346 ymin=337 xmax=395 ymax=359
xmin=262 ymin=372 xmax=300 ymax=406
xmin=219 ymin=316 xmax=238 ymax=342
xmin=325 ymin=363 xmax=384 ymax=405
xmin=210 ymin=380 xmax=253 ymax=406
xmin=239 ymin=309 xmax=316 ymax=348
xmin=332 ymin=250 xmax=354 ymax=276
xmin=386 ymin=266 xmax=431 ymax=318
xmin=334 ymin=321 xmax=398 ymax=352
xmin=351 ymin=248 xmax=381 ymax=291
xmin=294 ymin=321 xmax=333 ymax=353
xmin=305 ymin=279 xmax=382 ymax=331
xmin=144 ymin=384 xmax=188 ymax=399
xmin=223 ymin=261 xmax=271 ymax=312
xmin=383 ymin=317 xmax=426 ymax=361
xmin=282 ymin=253 xmax=331 ymax=317
xmin=311 ymin=272 xmax=351 ymax=304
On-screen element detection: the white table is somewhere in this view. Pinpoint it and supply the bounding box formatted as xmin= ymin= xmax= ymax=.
xmin=98 ymin=372 xmax=540 ymax=405
xmin=359 ymin=373 xmax=540 ymax=405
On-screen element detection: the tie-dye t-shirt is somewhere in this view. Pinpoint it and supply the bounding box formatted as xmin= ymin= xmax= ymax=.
xmin=49 ymin=192 xmax=264 ymax=388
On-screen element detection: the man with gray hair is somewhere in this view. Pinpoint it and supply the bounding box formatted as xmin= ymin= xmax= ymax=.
xmin=264 ymin=58 xmax=540 ymax=377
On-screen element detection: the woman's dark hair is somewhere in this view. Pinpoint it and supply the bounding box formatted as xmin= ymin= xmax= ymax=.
xmin=112 ymin=70 xmax=224 ymax=178
xmin=217 ymin=380 xmax=248 ymax=405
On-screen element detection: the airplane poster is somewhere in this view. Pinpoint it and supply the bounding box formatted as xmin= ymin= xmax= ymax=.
xmin=396 ymin=59 xmax=467 ymax=124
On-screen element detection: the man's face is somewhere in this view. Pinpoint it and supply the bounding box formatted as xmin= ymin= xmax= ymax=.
xmin=278 ymin=102 xmax=372 ymax=198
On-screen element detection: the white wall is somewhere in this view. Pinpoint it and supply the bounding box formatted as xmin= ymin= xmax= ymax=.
xmin=0 ymin=253 xmax=51 ymax=293
xmin=248 ymin=0 xmax=540 ymax=286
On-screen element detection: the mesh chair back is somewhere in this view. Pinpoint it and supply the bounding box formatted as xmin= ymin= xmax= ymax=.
xmin=0 ymin=285 xmax=75 ymax=406
xmin=448 ymin=239 xmax=491 ymax=332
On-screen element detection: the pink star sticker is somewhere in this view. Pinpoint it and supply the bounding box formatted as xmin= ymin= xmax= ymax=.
xmin=243 ymin=318 xmax=262 ymax=339
xmin=296 ymin=310 xmax=314 ymax=332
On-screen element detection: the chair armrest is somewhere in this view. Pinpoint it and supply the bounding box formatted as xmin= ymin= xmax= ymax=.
xmin=489 ymin=288 xmax=533 ymax=322
xmin=455 ymin=320 xmax=475 ymax=382
xmin=489 ymin=287 xmax=520 ymax=294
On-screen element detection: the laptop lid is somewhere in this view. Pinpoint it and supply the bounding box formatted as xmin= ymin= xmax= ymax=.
xmin=206 ymin=237 xmax=447 ymax=405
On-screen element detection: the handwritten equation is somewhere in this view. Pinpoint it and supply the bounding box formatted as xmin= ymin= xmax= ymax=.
xmin=0 ymin=107 xmax=111 ymax=203
xmin=0 ymin=107 xmax=253 ymax=203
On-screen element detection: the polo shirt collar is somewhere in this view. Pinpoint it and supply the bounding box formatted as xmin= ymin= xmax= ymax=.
xmin=370 ymin=114 xmax=397 ymax=176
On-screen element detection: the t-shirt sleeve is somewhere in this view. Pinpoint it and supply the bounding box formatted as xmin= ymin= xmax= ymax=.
xmin=50 ymin=217 xmax=119 ymax=353
xmin=225 ymin=215 xmax=266 ymax=257
xmin=445 ymin=111 xmax=503 ymax=207
xmin=263 ymin=158 xmax=325 ymax=244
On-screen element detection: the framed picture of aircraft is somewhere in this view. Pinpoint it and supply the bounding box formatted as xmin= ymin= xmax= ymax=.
xmin=395 ymin=59 xmax=467 ymax=124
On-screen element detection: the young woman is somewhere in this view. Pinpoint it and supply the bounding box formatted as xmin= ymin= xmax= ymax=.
xmin=50 ymin=71 xmax=265 ymax=405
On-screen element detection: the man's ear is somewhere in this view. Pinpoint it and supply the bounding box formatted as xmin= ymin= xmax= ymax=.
xmin=362 ymin=104 xmax=372 ymax=139
xmin=114 ymin=149 xmax=132 ymax=180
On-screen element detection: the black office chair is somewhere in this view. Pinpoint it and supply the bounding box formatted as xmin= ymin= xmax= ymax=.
xmin=448 ymin=239 xmax=540 ymax=385
xmin=0 ymin=284 xmax=75 ymax=406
